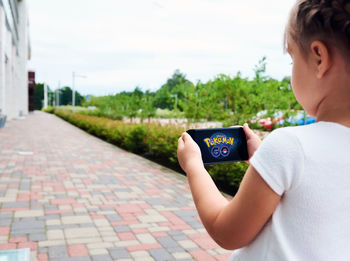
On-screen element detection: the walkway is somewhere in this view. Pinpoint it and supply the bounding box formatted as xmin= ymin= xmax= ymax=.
xmin=0 ymin=111 xmax=231 ymax=261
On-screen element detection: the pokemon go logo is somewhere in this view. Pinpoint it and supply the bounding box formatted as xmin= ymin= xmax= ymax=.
xmin=203 ymin=133 xmax=235 ymax=158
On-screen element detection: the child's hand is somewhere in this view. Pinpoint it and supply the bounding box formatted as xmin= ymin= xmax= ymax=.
xmin=177 ymin=132 xmax=204 ymax=173
xmin=243 ymin=123 xmax=261 ymax=160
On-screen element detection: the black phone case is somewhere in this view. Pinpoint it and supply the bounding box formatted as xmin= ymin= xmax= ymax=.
xmin=186 ymin=127 xmax=248 ymax=164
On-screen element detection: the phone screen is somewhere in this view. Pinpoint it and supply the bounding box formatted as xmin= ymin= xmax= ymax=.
xmin=186 ymin=127 xmax=248 ymax=164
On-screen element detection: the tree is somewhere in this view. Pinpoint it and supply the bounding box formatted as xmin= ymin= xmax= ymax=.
xmin=153 ymin=69 xmax=193 ymax=110
xmin=34 ymin=83 xmax=44 ymax=110
xmin=140 ymin=90 xmax=156 ymax=122
xmin=58 ymin=86 xmax=84 ymax=106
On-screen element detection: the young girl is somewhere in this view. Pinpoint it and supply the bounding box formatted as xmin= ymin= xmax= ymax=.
xmin=177 ymin=0 xmax=350 ymax=260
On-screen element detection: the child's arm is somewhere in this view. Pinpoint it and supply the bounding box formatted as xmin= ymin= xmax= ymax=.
xmin=177 ymin=125 xmax=281 ymax=250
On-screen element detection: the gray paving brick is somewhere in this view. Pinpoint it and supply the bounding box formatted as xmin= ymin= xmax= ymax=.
xmin=109 ymin=247 xmax=131 ymax=259
xmin=67 ymin=257 xmax=91 ymax=261
xmin=157 ymin=236 xmax=179 ymax=248
xmin=0 ymin=213 xmax=13 ymax=219
xmin=106 ymin=214 xmax=121 ymax=222
xmin=39 ymin=214 xmax=60 ymax=220
xmin=149 ymin=248 xmax=174 ymax=261
xmin=20 ymin=182 xmax=30 ymax=190
xmin=49 ymin=245 xmax=68 ymax=259
xmin=0 ymin=219 xmax=12 ymax=226
xmin=91 ymin=255 xmax=112 ymax=261
xmin=29 ymin=233 xmax=47 ymax=241
xmin=12 ymin=220 xmax=45 ymax=234
xmin=168 ymin=231 xmax=184 ymax=236
xmin=51 ymin=258 xmax=91 ymax=261
xmin=38 ymin=247 xmax=48 ymax=253
xmin=188 ymin=221 xmax=203 ymax=229
xmin=167 ymin=247 xmax=187 ymax=253
xmin=174 ymin=210 xmax=198 ymax=217
xmin=172 ymin=235 xmax=188 ymax=241
xmin=113 ymin=226 xmax=130 ymax=232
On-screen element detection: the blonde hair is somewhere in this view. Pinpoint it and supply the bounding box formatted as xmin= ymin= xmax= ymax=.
xmin=284 ymin=0 xmax=350 ymax=58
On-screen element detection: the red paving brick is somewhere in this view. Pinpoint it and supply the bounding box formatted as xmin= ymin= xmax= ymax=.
xmin=118 ymin=232 xmax=136 ymax=241
xmin=17 ymin=241 xmax=37 ymax=251
xmin=0 ymin=227 xmax=10 ymax=236
xmin=37 ymin=253 xmax=48 ymax=261
xmin=0 ymin=111 xmax=232 ymax=260
xmin=190 ymin=250 xmax=217 ymax=261
xmin=8 ymin=237 xmax=27 ymax=243
xmin=68 ymin=244 xmax=89 ymax=257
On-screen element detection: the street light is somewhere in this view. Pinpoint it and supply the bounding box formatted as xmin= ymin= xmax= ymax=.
xmin=72 ymin=71 xmax=87 ymax=112
xmin=170 ymin=94 xmax=178 ymax=111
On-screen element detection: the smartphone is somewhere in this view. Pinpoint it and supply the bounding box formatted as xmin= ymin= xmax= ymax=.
xmin=186 ymin=127 xmax=248 ymax=164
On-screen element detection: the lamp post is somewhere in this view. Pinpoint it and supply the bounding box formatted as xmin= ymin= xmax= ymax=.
xmin=170 ymin=94 xmax=178 ymax=111
xmin=56 ymin=81 xmax=60 ymax=107
xmin=72 ymin=72 xmax=87 ymax=112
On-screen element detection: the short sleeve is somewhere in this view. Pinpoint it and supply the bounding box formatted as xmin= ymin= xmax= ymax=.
xmin=250 ymin=128 xmax=304 ymax=196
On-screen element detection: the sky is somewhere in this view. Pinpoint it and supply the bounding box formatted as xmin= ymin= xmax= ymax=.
xmin=28 ymin=0 xmax=296 ymax=96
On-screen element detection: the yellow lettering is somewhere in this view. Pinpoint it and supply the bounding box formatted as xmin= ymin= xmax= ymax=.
xmin=204 ymin=138 xmax=211 ymax=147
xmin=228 ymin=138 xmax=234 ymax=145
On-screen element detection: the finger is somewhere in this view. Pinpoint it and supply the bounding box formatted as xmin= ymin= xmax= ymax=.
xmin=243 ymin=123 xmax=255 ymax=139
xmin=181 ymin=132 xmax=193 ymax=143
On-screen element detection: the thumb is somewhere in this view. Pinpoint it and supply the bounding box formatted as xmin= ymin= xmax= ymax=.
xmin=178 ymin=134 xmax=185 ymax=149
xmin=243 ymin=123 xmax=255 ymax=139
xmin=182 ymin=132 xmax=193 ymax=143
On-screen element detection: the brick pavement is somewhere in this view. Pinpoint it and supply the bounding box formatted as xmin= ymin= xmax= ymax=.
xmin=0 ymin=111 xmax=232 ymax=261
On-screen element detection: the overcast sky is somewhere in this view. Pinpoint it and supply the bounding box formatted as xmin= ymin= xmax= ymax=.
xmin=28 ymin=0 xmax=296 ymax=96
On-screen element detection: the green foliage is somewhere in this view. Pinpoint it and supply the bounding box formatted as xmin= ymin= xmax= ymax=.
xmin=41 ymin=106 xmax=55 ymax=114
xmin=34 ymin=83 xmax=44 ymax=110
xmin=58 ymin=86 xmax=85 ymax=106
xmin=84 ymin=61 xmax=299 ymax=131
xmin=54 ymin=109 xmax=249 ymax=194
xmin=153 ymin=69 xmax=193 ymax=110
xmin=34 ymin=84 xmax=84 ymax=109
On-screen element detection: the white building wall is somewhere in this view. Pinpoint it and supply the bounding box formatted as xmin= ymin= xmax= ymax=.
xmin=0 ymin=6 xmax=6 ymax=115
xmin=16 ymin=0 xmax=29 ymax=116
xmin=0 ymin=0 xmax=30 ymax=120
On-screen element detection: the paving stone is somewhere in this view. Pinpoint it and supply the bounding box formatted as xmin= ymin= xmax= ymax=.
xmin=64 ymin=227 xmax=99 ymax=239
xmin=149 ymin=248 xmax=174 ymax=261
xmin=14 ymin=210 xmax=44 ymax=218
xmin=62 ymin=215 xmax=92 ymax=225
xmin=91 ymin=254 xmax=113 ymax=261
xmin=0 ymin=112 xmax=230 ymax=261
xmin=12 ymin=220 xmax=45 ymax=231
xmin=29 ymin=233 xmax=47 ymax=241
xmin=157 ymin=237 xmax=179 ymax=248
xmin=113 ymin=226 xmax=130 ymax=233
xmin=108 ymin=247 xmax=131 ymax=259
xmin=2 ymin=202 xmax=29 ymax=208
xmin=0 ymin=219 xmax=12 ymax=226
xmin=172 ymin=252 xmax=192 ymax=260
xmin=48 ymin=245 xmax=69 ymax=259
xmin=166 ymin=247 xmax=188 ymax=253
xmin=0 ymin=213 xmax=12 ymax=219
xmin=47 ymin=229 xmax=65 ymax=240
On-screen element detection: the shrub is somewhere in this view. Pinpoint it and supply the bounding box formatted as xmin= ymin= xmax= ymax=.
xmin=54 ymin=109 xmax=248 ymax=195
xmin=42 ymin=106 xmax=55 ymax=114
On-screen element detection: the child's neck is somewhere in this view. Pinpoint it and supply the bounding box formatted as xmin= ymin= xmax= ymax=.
xmin=316 ymin=91 xmax=350 ymax=128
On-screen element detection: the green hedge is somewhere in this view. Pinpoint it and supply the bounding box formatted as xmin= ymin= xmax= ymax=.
xmin=54 ymin=109 xmax=248 ymax=194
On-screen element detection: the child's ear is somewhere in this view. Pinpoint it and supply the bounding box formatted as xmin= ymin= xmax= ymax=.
xmin=310 ymin=41 xmax=331 ymax=79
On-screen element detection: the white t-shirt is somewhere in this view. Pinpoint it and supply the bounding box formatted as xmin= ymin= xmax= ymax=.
xmin=230 ymin=121 xmax=350 ymax=261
